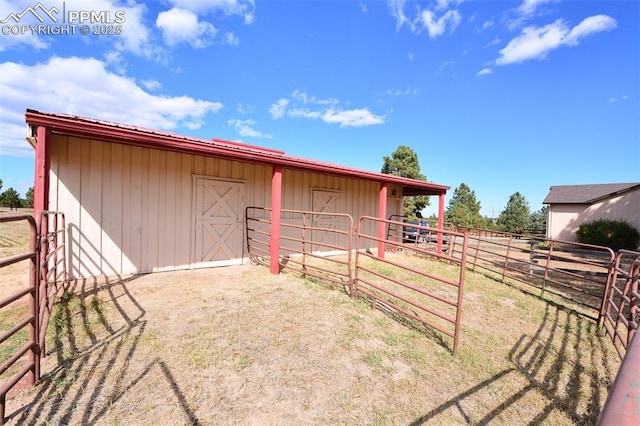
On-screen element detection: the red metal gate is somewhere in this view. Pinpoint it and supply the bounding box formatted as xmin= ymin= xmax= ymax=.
xmin=354 ymin=216 xmax=469 ymax=354
xmin=37 ymin=211 xmax=67 ymax=354
xmin=0 ymin=211 xmax=66 ymax=424
xmin=599 ymin=249 xmax=639 ymax=358
xmin=0 ymin=214 xmax=39 ymax=424
xmin=245 ymin=207 xmax=354 ymax=291
xmin=597 ymin=249 xmax=639 ymax=424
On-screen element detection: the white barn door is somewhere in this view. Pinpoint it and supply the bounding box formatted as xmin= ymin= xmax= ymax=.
xmin=311 ymin=189 xmax=340 ymax=253
xmin=194 ymin=178 xmax=244 ymax=267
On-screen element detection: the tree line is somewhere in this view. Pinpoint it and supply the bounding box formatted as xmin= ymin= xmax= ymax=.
xmin=381 ymin=146 xmax=547 ymax=234
xmin=0 ymin=178 xmax=34 ymax=209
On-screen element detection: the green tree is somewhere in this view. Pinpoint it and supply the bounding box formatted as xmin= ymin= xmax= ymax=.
xmin=0 ymin=178 xmax=3 ymax=192
xmin=530 ymin=206 xmax=548 ymax=235
xmin=497 ymin=192 xmax=531 ymax=233
xmin=445 ymin=183 xmax=482 ymax=228
xmin=381 ymin=145 xmax=429 ymax=219
xmin=0 ymin=187 xmax=22 ymax=209
xmin=23 ymin=186 xmax=34 ymax=208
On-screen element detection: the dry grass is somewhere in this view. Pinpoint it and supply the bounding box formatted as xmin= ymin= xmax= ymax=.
xmin=1 ymin=255 xmax=620 ymax=425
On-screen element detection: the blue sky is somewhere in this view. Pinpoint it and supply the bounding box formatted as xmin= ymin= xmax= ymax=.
xmin=0 ymin=0 xmax=638 ymax=217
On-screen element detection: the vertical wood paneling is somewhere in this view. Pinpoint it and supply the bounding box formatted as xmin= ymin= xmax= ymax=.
xmin=146 ymin=149 xmax=159 ymax=271
xmin=78 ymin=139 xmax=103 ymax=277
xmin=130 ymin=147 xmax=143 ymax=272
xmin=54 ymin=137 xmax=80 ymax=278
xmin=121 ymin=145 xmax=134 ymax=274
xmin=101 ymin=143 xmax=123 ymax=275
xmin=163 ymin=151 xmax=177 ymax=270
xmin=157 ymin=151 xmax=167 ymax=270
xmin=177 ymin=154 xmax=192 ymax=268
xmin=194 ymin=155 xmax=204 ymax=176
xmin=52 ymin=135 xmax=390 ymax=278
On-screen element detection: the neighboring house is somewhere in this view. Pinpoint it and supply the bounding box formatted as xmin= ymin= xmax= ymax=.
xmin=543 ymin=183 xmax=640 ymax=242
xmin=26 ymin=109 xmax=449 ymax=279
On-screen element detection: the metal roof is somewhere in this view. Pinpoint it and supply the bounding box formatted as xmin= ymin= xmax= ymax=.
xmin=543 ymin=183 xmax=640 ymax=204
xmin=25 ymin=109 xmax=448 ymax=196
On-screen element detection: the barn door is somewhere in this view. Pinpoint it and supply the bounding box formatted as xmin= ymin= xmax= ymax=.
xmin=311 ymin=190 xmax=340 ymax=252
xmin=194 ymin=178 xmax=244 ymax=267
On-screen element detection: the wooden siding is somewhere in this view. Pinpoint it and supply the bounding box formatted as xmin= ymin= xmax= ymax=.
xmin=48 ymin=135 xmax=271 ymax=278
xmin=48 ymin=136 xmax=402 ymax=278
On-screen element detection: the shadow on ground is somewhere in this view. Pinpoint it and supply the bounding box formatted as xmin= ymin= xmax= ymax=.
xmin=410 ymin=304 xmax=616 ymax=425
xmin=6 ymin=275 xmax=202 ymax=425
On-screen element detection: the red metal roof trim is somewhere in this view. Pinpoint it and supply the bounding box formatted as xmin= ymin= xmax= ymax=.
xmin=25 ymin=109 xmax=449 ymax=195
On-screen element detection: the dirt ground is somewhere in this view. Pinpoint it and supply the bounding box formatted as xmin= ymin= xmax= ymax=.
xmin=0 ymin=256 xmax=621 ymax=425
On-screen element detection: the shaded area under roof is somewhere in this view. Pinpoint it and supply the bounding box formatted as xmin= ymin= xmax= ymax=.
xmin=543 ymin=183 xmax=640 ymax=204
xmin=25 ymin=109 xmax=449 ymax=197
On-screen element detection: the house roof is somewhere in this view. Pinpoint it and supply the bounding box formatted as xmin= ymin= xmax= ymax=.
xmin=543 ymin=183 xmax=640 ymax=204
xmin=25 ymin=109 xmax=448 ymax=197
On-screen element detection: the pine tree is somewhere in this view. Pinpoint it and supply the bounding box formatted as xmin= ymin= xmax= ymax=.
xmin=445 ymin=183 xmax=482 ymax=227
xmin=381 ymin=145 xmax=429 ymax=219
xmin=497 ymin=192 xmax=531 ymax=233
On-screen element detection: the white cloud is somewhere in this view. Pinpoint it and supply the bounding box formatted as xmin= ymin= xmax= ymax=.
xmin=166 ymin=0 xmax=256 ymax=24
xmin=388 ymin=0 xmax=412 ymax=31
xmin=385 ymin=88 xmax=419 ymax=96
xmin=609 ymin=94 xmax=630 ymax=104
xmin=388 ymin=0 xmax=462 ymax=38
xmin=141 ymin=79 xmax=162 ymax=90
xmin=408 ymin=51 xmax=415 ymax=61
xmin=228 ymin=118 xmax=271 ymax=139
xmin=436 ymin=0 xmax=463 ymax=10
xmin=322 ymin=109 xmax=385 ymax=128
xmin=482 ymin=20 xmax=493 ymax=30
xmin=270 ymin=91 xmax=385 ymax=128
xmin=156 ymin=7 xmax=217 ymax=48
xmin=496 ymin=15 xmax=617 ymax=65
xmin=476 ymin=68 xmax=492 ymax=76
xmin=0 ymin=56 xmax=223 ymax=157
xmin=223 ymin=32 xmax=239 ymax=46
xmin=269 ymin=98 xmax=289 ymax=119
xmin=517 ymin=0 xmax=558 ymax=16
xmin=236 ymin=103 xmax=255 ymax=114
xmin=419 ymin=9 xmax=461 ymax=38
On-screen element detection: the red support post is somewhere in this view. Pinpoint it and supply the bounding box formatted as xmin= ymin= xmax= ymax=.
xmin=269 ymin=166 xmax=282 ymax=274
xmin=34 ymin=126 xmax=50 ymax=214
xmin=377 ymin=183 xmax=387 ymax=259
xmin=437 ymin=192 xmax=445 ymax=253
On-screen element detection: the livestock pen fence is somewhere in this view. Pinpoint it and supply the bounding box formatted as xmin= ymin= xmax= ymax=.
xmin=246 ymin=212 xmax=639 ymax=422
xmin=0 ymin=209 xmax=637 ymax=423
xmin=0 ymin=211 xmax=66 ymax=424
xmin=246 ymin=209 xmax=470 ymax=354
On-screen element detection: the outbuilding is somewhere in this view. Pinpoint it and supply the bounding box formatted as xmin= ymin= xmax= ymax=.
xmin=26 ymin=109 xmax=449 ymax=279
xmin=543 ymin=182 xmax=640 ymax=241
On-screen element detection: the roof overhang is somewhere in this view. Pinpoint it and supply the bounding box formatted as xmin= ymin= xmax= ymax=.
xmin=25 ymin=109 xmax=449 ymax=197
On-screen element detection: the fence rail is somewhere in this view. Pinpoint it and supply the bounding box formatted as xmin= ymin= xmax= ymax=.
xmin=36 ymin=211 xmax=67 ymax=355
xmin=355 ymin=216 xmax=468 ymax=354
xmin=448 ymin=234 xmax=615 ymax=319
xmin=245 ymin=207 xmax=354 ymax=291
xmin=0 ymin=214 xmax=39 ymax=424
xmin=599 ymin=250 xmax=639 ymax=359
